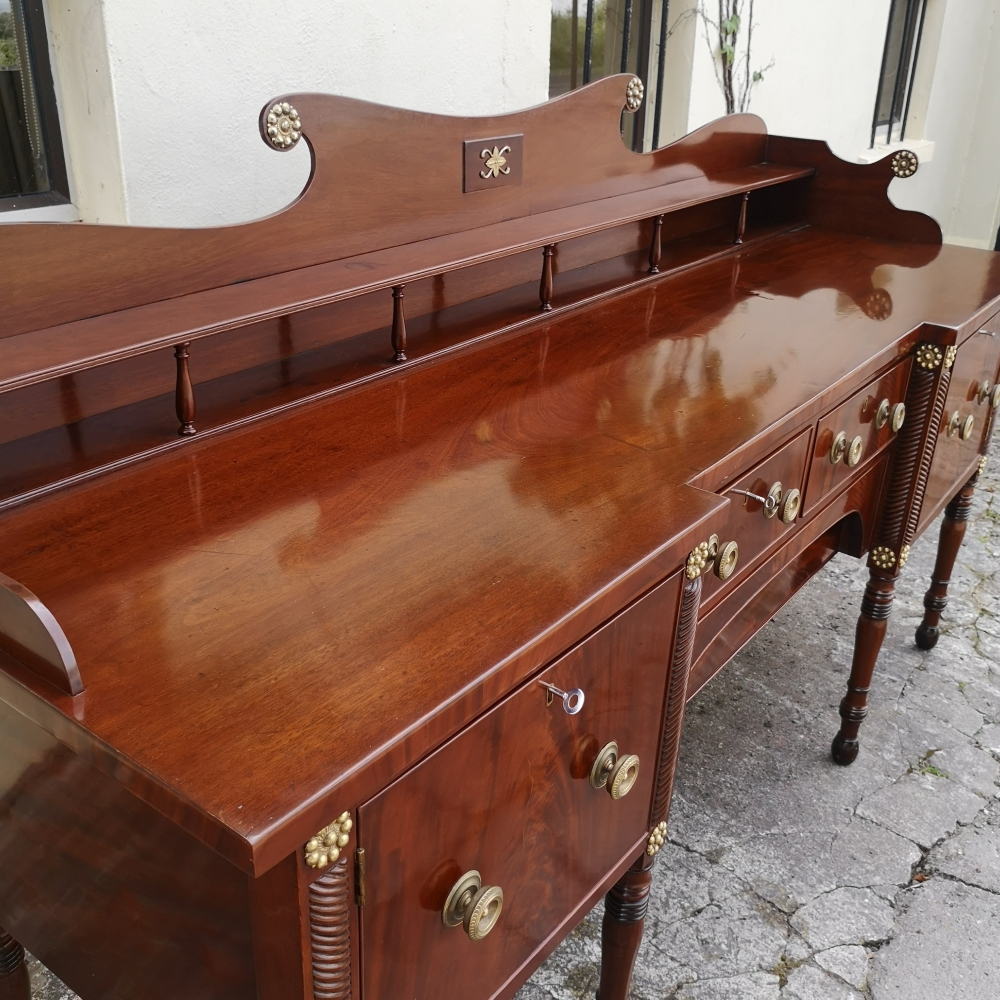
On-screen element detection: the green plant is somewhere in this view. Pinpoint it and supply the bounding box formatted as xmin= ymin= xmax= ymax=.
xmin=695 ymin=0 xmax=773 ymax=114
xmin=0 ymin=11 xmax=20 ymax=70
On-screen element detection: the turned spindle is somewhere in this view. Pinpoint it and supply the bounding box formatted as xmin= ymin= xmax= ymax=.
xmin=539 ymin=244 xmax=555 ymax=311
xmin=733 ymin=191 xmax=749 ymax=245
xmin=916 ymin=471 xmax=979 ymax=649
xmin=391 ymin=285 xmax=407 ymax=362
xmin=174 ymin=342 xmax=196 ymax=436
xmin=648 ymin=215 xmax=664 ymax=274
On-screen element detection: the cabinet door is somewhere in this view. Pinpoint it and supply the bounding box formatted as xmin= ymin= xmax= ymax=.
xmin=358 ymin=573 xmax=681 ymax=1000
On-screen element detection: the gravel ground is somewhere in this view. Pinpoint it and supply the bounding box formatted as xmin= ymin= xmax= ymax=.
xmin=27 ymin=456 xmax=1000 ymax=1000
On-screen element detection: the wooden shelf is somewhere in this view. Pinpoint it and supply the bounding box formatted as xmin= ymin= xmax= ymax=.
xmin=0 ymin=163 xmax=812 ymax=395
xmin=0 ymin=221 xmax=804 ymax=510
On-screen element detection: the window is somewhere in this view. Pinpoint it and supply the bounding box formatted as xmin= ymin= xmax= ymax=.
xmin=549 ymin=1 xmax=671 ymax=153
xmin=0 ymin=0 xmax=68 ymax=210
xmin=871 ymin=0 xmax=927 ymax=147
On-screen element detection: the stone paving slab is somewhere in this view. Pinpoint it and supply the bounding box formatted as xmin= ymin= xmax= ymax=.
xmin=23 ymin=462 xmax=1000 ymax=1000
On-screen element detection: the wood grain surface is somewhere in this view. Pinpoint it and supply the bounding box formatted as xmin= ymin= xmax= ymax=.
xmin=1 ymin=226 xmax=999 ymax=876
xmin=357 ymin=576 xmax=680 ymax=1000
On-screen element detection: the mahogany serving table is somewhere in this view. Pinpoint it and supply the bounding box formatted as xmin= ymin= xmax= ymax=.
xmin=0 ymin=77 xmax=998 ymax=1000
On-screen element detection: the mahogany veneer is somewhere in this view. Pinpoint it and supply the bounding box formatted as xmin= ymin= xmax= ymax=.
xmin=0 ymin=76 xmax=998 ymax=1000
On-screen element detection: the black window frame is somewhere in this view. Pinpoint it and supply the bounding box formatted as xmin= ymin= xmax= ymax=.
xmin=870 ymin=0 xmax=927 ymax=148
xmin=0 ymin=0 xmax=70 ymax=212
xmin=548 ymin=0 xmax=670 ymax=154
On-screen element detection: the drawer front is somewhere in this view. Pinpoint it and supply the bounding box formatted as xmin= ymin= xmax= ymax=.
xmin=358 ymin=573 xmax=681 ymax=1000
xmin=805 ymin=359 xmax=910 ymax=512
xmin=700 ymin=428 xmax=812 ymax=612
xmin=921 ymin=328 xmax=1000 ymax=530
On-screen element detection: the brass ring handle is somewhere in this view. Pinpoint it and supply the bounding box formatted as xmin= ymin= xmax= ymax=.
xmin=874 ymin=398 xmax=890 ymax=429
xmin=960 ymin=414 xmax=975 ymax=441
xmin=443 ymin=871 xmax=504 ymax=941
xmin=948 ymin=410 xmax=961 ymax=437
xmin=780 ymin=488 xmax=801 ymax=525
xmin=607 ymin=753 xmax=640 ymax=800
xmin=990 ymin=385 xmax=1000 ymax=409
xmin=714 ymin=540 xmax=738 ymax=580
xmin=589 ymin=741 xmax=640 ymax=799
xmin=830 ymin=431 xmax=847 ymax=464
xmin=890 ymin=402 xmax=906 ymax=433
xmin=977 ymin=381 xmax=992 ymax=406
xmin=846 ymin=435 xmax=864 ymax=467
xmin=590 ymin=741 xmax=618 ymax=790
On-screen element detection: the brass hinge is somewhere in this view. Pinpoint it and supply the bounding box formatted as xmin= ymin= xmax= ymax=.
xmin=354 ymin=847 xmax=366 ymax=906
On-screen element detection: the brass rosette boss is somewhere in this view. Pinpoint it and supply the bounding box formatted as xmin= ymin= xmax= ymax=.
xmin=304 ymin=810 xmax=353 ymax=869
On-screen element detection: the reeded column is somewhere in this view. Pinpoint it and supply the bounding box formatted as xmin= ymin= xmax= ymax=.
xmin=597 ymin=560 xmax=704 ymax=1000
xmin=832 ymin=342 xmax=953 ymax=765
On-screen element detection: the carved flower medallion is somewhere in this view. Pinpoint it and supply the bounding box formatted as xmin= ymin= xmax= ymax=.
xmin=480 ymin=145 xmax=512 ymax=180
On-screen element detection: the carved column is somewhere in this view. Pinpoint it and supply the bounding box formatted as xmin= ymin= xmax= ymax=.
xmin=832 ymin=342 xmax=953 ymax=765
xmin=598 ymin=559 xmax=703 ymax=1000
xmin=915 ymin=469 xmax=979 ymax=649
xmin=0 ymin=927 xmax=30 ymax=1000
xmin=309 ymin=856 xmax=352 ymax=1000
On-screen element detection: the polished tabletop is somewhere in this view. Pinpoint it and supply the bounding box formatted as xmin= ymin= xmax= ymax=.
xmin=1 ymin=227 xmax=999 ymax=871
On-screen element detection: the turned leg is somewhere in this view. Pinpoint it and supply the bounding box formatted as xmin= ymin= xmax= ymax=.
xmin=916 ymin=473 xmax=978 ymax=650
xmin=832 ymin=572 xmax=895 ymax=766
xmin=0 ymin=927 xmax=31 ymax=1000
xmin=597 ymin=853 xmax=653 ymax=1000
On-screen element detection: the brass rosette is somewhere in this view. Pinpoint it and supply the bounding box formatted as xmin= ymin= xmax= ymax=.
xmin=304 ymin=810 xmax=352 ymax=869
xmin=686 ymin=541 xmax=710 ymax=580
xmin=265 ymin=102 xmax=302 ymax=150
xmin=870 ymin=546 xmax=896 ymax=571
xmin=625 ymin=76 xmax=644 ymax=112
xmin=646 ymin=820 xmax=667 ymax=857
xmin=890 ymin=149 xmax=918 ymax=178
xmin=914 ymin=343 xmax=943 ymax=370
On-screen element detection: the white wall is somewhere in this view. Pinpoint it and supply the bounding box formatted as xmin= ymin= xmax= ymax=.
xmin=685 ymin=0 xmax=892 ymax=162
xmin=682 ymin=0 xmax=1000 ymax=247
xmin=51 ymin=0 xmax=552 ymax=227
xmin=891 ymin=0 xmax=1000 ymax=248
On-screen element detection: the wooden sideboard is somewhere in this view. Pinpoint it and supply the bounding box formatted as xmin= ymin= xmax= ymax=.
xmin=0 ymin=77 xmax=998 ymax=1000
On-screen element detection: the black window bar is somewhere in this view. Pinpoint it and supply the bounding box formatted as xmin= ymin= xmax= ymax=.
xmin=871 ymin=0 xmax=927 ymax=147
xmin=0 ymin=0 xmax=69 ymax=211
xmin=550 ymin=0 xmax=670 ymax=154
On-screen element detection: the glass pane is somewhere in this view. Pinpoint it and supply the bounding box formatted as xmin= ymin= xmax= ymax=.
xmin=875 ymin=0 xmax=911 ymax=127
xmin=549 ymin=1 xmax=610 ymax=98
xmin=0 ymin=0 xmax=51 ymax=198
